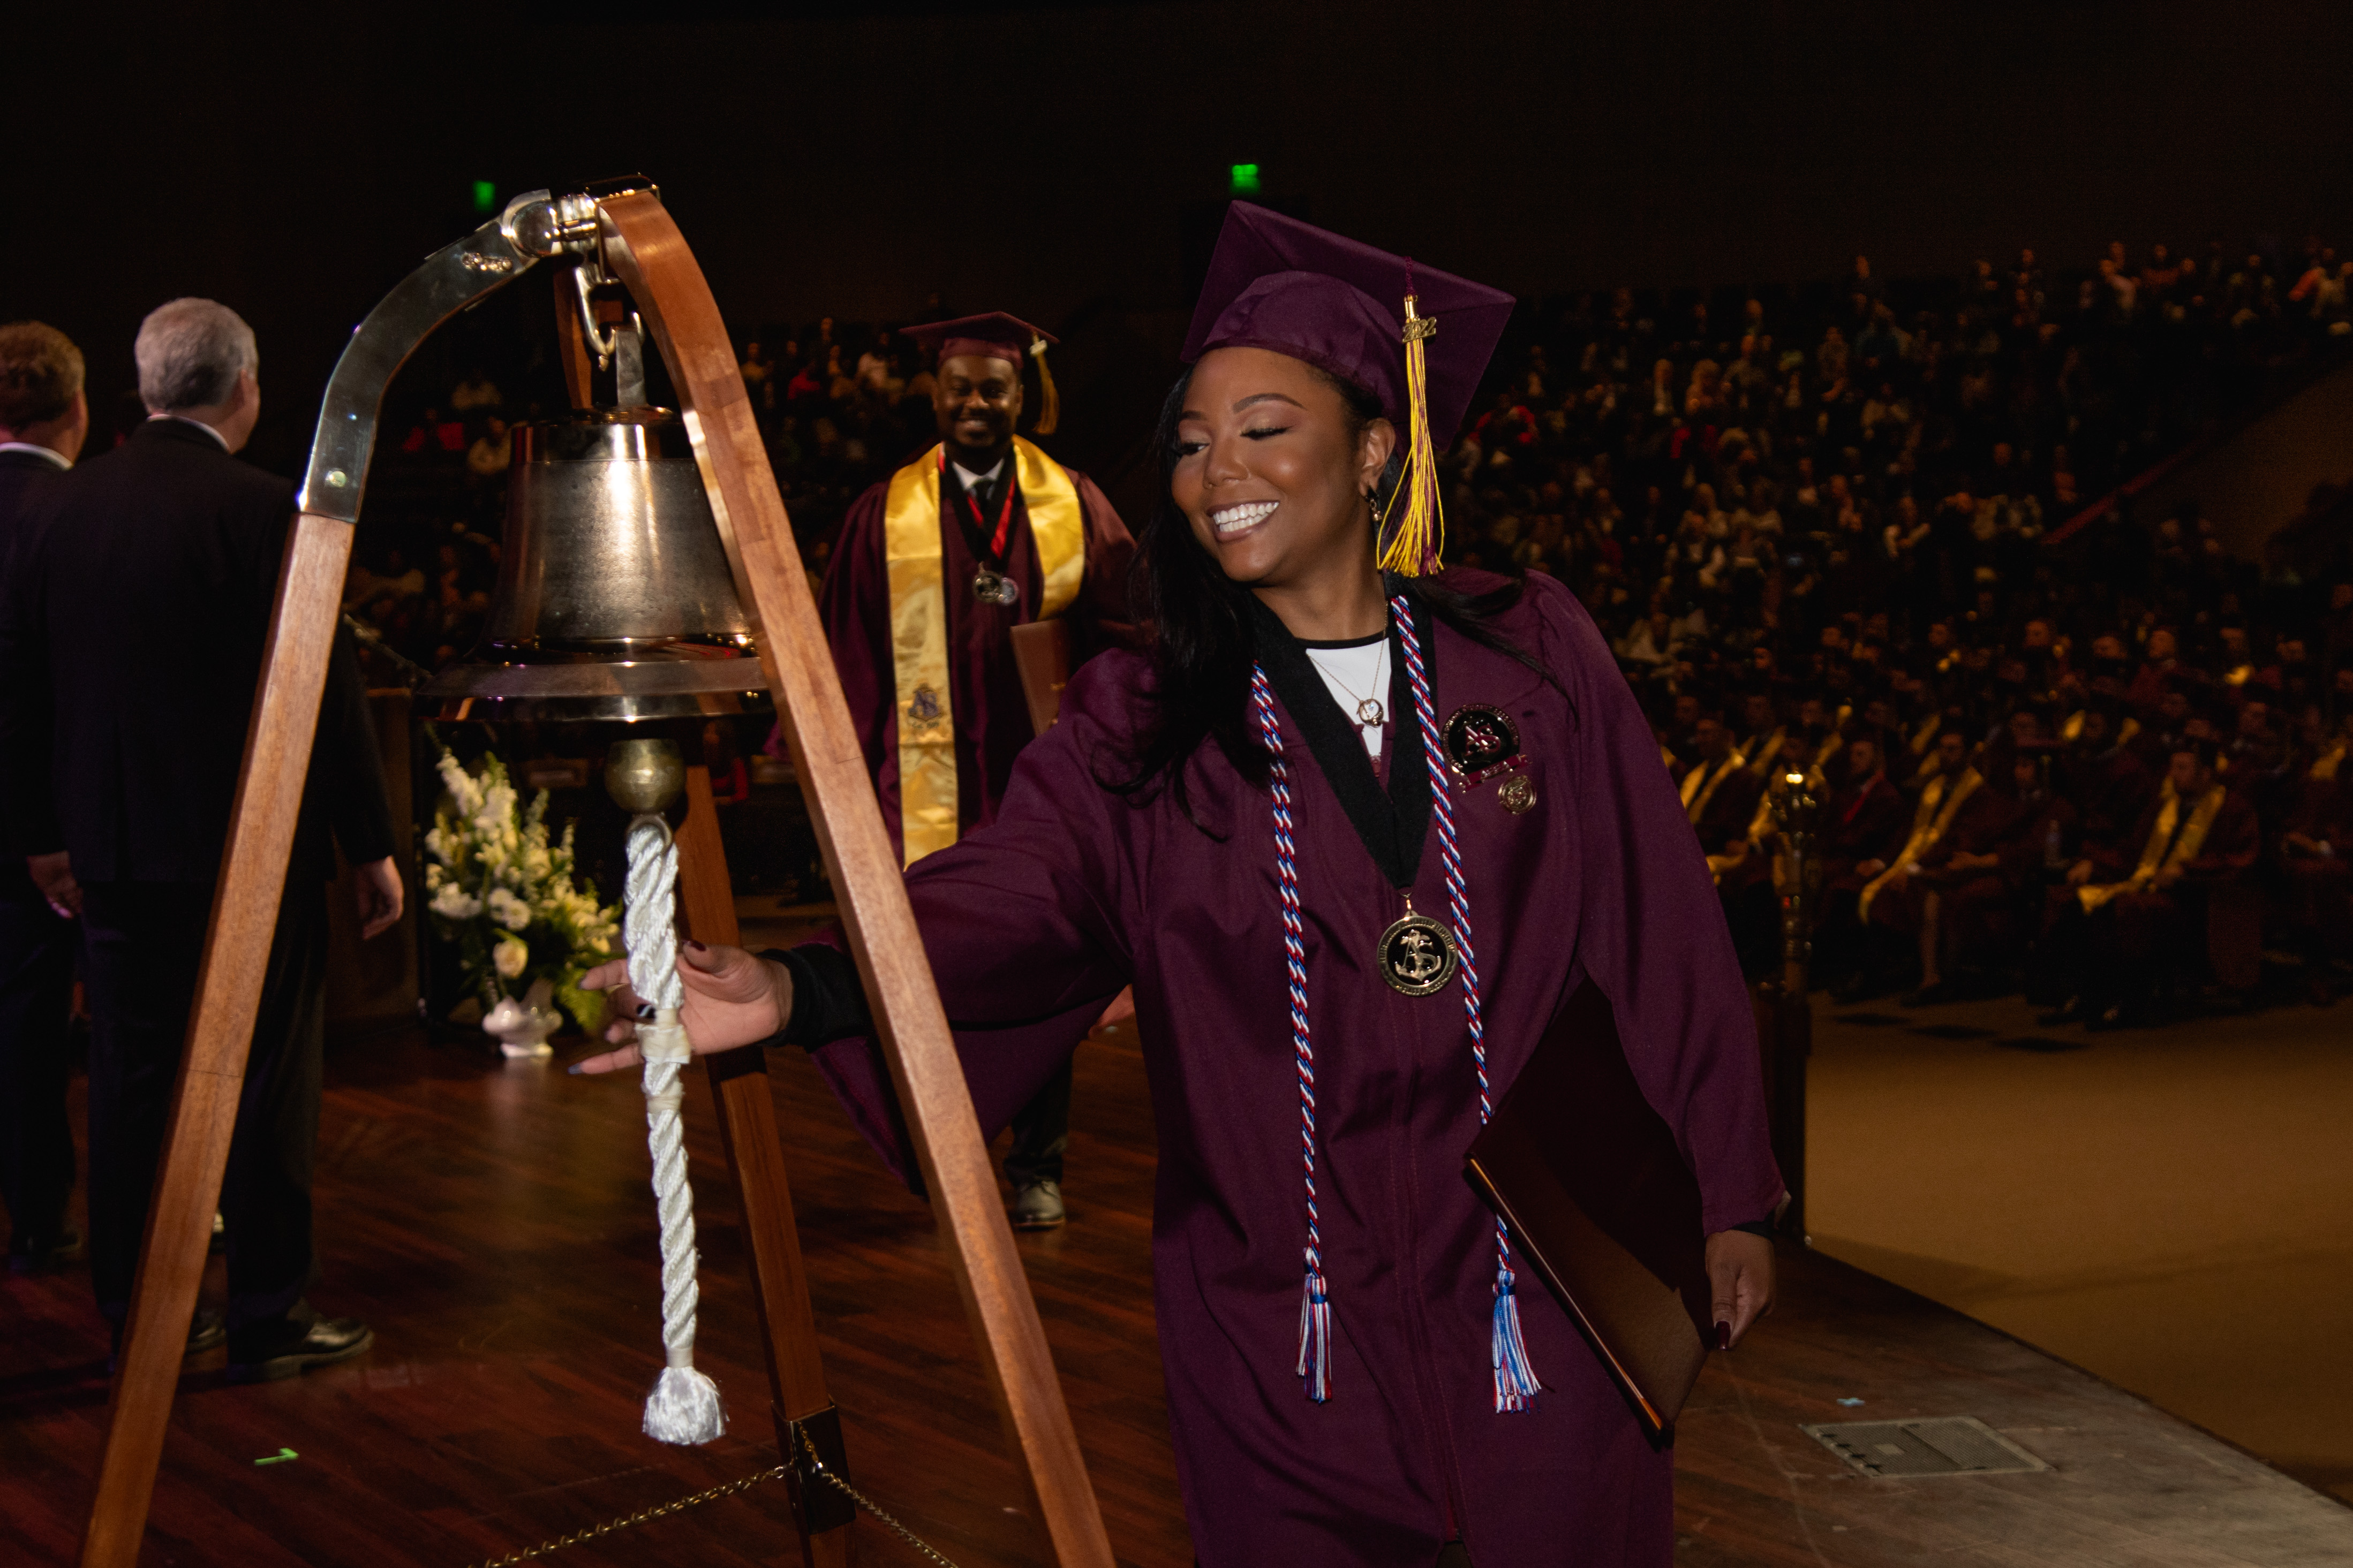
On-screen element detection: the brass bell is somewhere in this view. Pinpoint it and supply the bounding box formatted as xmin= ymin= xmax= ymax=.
xmin=421 ymin=408 xmax=770 ymax=722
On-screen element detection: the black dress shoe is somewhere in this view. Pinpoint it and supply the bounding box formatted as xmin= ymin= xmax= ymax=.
xmin=228 ymin=1304 xmax=373 ymax=1383
xmin=1902 ymin=982 xmax=1956 ymax=1009
xmin=1010 ymin=1179 xmax=1066 ymax=1231
xmin=7 ymin=1222 xmax=82 ymax=1276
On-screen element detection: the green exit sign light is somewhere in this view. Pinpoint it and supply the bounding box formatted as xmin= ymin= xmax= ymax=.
xmin=1230 ymin=163 xmax=1262 ymax=196
xmin=472 ymin=180 xmax=497 ymax=216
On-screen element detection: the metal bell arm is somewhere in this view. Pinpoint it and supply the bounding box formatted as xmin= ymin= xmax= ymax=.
xmin=594 ymin=188 xmax=1115 ymax=1568
xmin=299 ymin=190 xmax=559 ymax=522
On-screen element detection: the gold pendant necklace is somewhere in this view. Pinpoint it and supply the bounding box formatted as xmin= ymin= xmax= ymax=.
xmin=1377 ymin=893 xmax=1458 ymax=996
xmin=1313 ymin=642 xmax=1389 ymax=730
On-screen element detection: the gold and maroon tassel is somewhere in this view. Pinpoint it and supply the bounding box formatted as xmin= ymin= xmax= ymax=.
xmin=1029 ymin=332 xmax=1060 ymax=436
xmin=1376 ymin=292 xmax=1446 ymax=577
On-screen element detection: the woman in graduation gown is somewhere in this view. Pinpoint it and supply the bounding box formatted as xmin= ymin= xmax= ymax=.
xmin=579 ymin=203 xmax=1784 ymax=1566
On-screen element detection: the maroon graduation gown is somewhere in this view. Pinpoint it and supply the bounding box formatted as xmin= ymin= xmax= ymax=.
xmin=805 ymin=572 xmax=1781 ymax=1565
xmin=817 ymin=455 xmax=1134 ymax=857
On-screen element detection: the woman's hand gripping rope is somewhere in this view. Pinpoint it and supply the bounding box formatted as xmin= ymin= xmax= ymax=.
xmin=571 ymin=942 xmax=795 ymax=1075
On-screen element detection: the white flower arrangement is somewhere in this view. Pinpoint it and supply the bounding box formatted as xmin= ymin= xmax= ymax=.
xmin=423 ymin=747 xmax=619 ymax=1032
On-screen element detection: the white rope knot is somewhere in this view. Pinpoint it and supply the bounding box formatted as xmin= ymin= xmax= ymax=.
xmin=622 ymin=812 xmax=725 ymax=1446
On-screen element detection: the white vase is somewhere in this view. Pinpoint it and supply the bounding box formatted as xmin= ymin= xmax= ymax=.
xmin=484 ymin=976 xmax=561 ymax=1058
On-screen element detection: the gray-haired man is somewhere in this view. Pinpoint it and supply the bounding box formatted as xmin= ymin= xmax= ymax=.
xmin=0 ymin=299 xmax=403 ymax=1377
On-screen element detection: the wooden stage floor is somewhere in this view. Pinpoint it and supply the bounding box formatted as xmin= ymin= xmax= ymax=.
xmin=5 ymin=1015 xmax=2349 ymax=1566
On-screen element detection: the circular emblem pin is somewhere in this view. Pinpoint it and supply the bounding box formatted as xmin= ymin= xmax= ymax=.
xmin=1377 ymin=910 xmax=1459 ymax=996
xmin=1498 ymin=775 xmax=1537 ymax=814
xmin=1443 ymin=703 xmax=1522 ymax=782
xmin=972 ymin=569 xmax=1021 ymax=606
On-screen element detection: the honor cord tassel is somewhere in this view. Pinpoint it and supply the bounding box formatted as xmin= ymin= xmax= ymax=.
xmin=1252 ymin=667 xmax=1332 ymax=1403
xmin=623 ymin=814 xmax=726 ymax=1445
xmin=1398 ymin=599 xmax=1541 ymax=1412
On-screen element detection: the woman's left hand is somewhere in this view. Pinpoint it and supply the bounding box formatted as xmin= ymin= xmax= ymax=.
xmin=1704 ymin=1229 xmax=1777 ymax=1350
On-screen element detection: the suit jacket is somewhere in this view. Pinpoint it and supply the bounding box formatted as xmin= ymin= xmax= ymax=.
xmin=0 ymin=419 xmax=394 ymax=883
xmin=0 ymin=446 xmax=70 ymax=892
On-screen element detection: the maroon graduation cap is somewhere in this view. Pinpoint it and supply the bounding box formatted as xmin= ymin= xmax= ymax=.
xmin=1180 ymin=202 xmax=1515 ymax=574
xmin=901 ymin=312 xmax=1062 ymax=434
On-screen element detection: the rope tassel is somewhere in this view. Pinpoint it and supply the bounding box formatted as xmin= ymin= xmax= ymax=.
xmin=623 ymin=815 xmax=726 ymax=1447
xmin=1298 ymin=1266 xmax=1332 ymax=1403
xmin=1491 ymin=1267 xmax=1541 ymax=1412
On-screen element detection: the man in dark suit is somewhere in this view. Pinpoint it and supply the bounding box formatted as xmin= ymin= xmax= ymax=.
xmin=0 ymin=298 xmax=404 ymax=1378
xmin=0 ymin=322 xmax=88 ymax=1275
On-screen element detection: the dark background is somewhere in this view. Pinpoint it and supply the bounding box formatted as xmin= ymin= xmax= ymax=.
xmin=6 ymin=0 xmax=2349 ymax=477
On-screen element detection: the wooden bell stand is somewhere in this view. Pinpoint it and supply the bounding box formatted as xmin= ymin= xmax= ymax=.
xmin=79 ymin=185 xmax=1115 ymax=1568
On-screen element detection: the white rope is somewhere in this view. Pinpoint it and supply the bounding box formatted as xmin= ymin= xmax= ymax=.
xmin=623 ymin=813 xmax=725 ymax=1446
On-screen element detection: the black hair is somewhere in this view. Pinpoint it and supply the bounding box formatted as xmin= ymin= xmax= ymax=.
xmin=1104 ymin=363 xmax=1552 ymax=825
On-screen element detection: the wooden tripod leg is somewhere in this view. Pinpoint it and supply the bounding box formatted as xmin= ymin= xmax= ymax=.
xmin=81 ymin=514 xmax=356 ymax=1568
xmin=673 ymin=766 xmax=851 ymax=1566
xmin=600 ymin=194 xmax=1114 ymax=1567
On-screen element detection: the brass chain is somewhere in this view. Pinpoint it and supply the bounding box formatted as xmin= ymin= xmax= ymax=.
xmin=464 ymin=1465 xmax=789 ymax=1567
xmin=795 ymin=1427 xmax=963 ymax=1568
xmin=457 ymin=1431 xmax=964 ymax=1568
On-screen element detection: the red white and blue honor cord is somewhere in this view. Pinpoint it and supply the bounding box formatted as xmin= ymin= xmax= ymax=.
xmin=1253 ymin=594 xmax=1541 ymax=1413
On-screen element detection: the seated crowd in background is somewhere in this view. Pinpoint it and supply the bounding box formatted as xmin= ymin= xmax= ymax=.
xmin=337 ymin=234 xmax=2353 ymax=1024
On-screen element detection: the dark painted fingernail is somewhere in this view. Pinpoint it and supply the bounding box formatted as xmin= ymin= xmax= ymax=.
xmin=567 ymin=1064 xmax=583 ymax=1075
xmin=636 ymin=1002 xmax=657 ymax=1020
xmin=1716 ymin=1321 xmax=1732 ymax=1350
xmin=685 ymin=940 xmax=708 ymax=953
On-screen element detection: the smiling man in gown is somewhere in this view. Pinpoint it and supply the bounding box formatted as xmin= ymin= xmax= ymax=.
xmin=818 ymin=312 xmax=1134 ymax=1229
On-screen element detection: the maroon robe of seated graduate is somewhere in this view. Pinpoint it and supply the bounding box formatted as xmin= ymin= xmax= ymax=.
xmin=817 ymin=450 xmax=1134 ymax=859
xmin=802 ymin=572 xmax=1782 ymax=1565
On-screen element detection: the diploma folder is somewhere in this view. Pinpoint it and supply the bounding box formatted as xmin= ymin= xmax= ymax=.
xmin=1463 ymin=980 xmax=1712 ymax=1442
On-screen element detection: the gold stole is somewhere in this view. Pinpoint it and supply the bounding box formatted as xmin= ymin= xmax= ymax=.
xmin=1813 ymin=705 xmax=1852 ymax=774
xmin=2078 ymin=782 xmax=2227 ymax=912
xmin=2312 ymin=740 xmax=2347 ymax=782
xmin=1858 ymin=767 xmax=1982 ymax=922
xmin=1911 ymin=713 xmax=1941 ymax=756
xmin=2063 ymin=711 xmax=2141 ymax=748
xmin=1683 ymin=755 xmax=1743 ymax=827
xmin=883 ymin=436 xmax=1086 ymax=866
xmin=1708 ymin=789 xmax=1784 ymax=885
xmin=1743 ymin=726 xmax=1786 ymax=778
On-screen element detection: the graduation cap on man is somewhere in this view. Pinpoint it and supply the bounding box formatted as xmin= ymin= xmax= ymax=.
xmin=1181 ymin=202 xmax=1515 ymax=576
xmin=900 ymin=312 xmax=1062 ymax=435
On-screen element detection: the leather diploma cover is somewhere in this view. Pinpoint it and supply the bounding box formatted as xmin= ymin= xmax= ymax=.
xmin=1009 ymin=618 xmax=1073 ymax=738
xmin=1464 ymin=981 xmax=1711 ymax=1441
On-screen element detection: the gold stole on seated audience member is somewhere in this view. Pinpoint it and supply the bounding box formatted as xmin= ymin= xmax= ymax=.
xmin=883 ymin=436 xmax=1085 ymax=867
xmin=1708 ymin=787 xmax=1791 ymax=886
xmin=1858 ymin=766 xmax=1982 ymax=923
xmin=2077 ymin=781 xmax=2227 ymax=913
xmin=2312 ymin=740 xmax=2347 ymax=782
xmin=1682 ymin=755 xmax=1743 ymax=827
xmin=1743 ymin=726 xmax=1786 ymax=779
xmin=1811 ymin=706 xmax=1852 ymax=774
